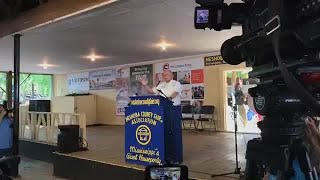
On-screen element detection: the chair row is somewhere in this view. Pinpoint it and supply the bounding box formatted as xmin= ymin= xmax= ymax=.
xmin=181 ymin=105 xmax=216 ymax=132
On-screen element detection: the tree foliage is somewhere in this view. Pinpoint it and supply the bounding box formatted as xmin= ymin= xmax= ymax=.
xmin=19 ymin=74 xmax=52 ymax=97
xmin=0 ymin=73 xmax=6 ymax=100
xmin=0 ymin=73 xmax=52 ymax=101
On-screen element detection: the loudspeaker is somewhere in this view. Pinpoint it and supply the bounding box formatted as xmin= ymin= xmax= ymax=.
xmin=57 ymin=125 xmax=80 ymax=153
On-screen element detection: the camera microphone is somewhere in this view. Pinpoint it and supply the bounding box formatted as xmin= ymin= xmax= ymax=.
xmin=221 ymin=36 xmax=244 ymax=65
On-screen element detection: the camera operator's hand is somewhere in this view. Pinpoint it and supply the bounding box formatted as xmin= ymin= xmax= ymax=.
xmin=305 ymin=117 xmax=320 ymax=159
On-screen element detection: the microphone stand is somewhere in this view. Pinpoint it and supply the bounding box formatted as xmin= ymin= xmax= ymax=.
xmin=156 ymin=89 xmax=170 ymax=100
xmin=211 ymin=105 xmax=244 ymax=178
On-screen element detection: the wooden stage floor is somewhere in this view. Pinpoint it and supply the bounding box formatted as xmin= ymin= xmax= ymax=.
xmin=66 ymin=126 xmax=258 ymax=180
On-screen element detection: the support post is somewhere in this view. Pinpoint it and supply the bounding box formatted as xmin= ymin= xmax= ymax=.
xmin=6 ymin=71 xmax=12 ymax=109
xmin=13 ymin=34 xmax=21 ymax=156
xmin=4 ymin=34 xmax=23 ymax=178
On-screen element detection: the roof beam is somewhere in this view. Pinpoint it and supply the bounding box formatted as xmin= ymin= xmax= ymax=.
xmin=0 ymin=0 xmax=118 ymax=38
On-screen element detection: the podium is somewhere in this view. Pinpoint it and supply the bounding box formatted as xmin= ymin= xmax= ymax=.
xmin=124 ymin=95 xmax=183 ymax=166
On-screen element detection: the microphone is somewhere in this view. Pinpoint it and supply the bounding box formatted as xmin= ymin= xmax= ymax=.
xmin=157 ymin=89 xmax=172 ymax=102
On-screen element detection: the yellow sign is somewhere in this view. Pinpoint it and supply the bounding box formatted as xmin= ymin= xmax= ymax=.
xmin=204 ymin=55 xmax=226 ymax=66
xmin=125 ymin=111 xmax=163 ymax=126
xmin=136 ymin=125 xmax=152 ymax=145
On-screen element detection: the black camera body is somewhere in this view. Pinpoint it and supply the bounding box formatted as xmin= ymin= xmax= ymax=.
xmin=195 ymin=0 xmax=320 ymax=179
xmin=195 ymin=0 xmax=320 ymax=114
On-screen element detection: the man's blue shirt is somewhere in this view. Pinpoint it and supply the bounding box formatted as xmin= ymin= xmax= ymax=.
xmin=0 ymin=115 xmax=13 ymax=149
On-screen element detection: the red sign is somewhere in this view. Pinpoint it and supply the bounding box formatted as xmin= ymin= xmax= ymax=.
xmin=163 ymin=63 xmax=169 ymax=70
xmin=191 ymin=69 xmax=204 ymax=84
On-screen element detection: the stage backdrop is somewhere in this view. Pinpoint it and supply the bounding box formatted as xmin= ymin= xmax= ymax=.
xmin=89 ymin=69 xmax=116 ymax=90
xmin=67 ymin=72 xmax=89 ymax=94
xmin=130 ymin=64 xmax=153 ymax=96
xmin=116 ymin=67 xmax=130 ymax=116
xmin=155 ymin=59 xmax=204 ymax=107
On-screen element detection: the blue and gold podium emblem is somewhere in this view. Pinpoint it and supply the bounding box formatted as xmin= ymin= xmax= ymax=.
xmin=136 ymin=125 xmax=151 ymax=145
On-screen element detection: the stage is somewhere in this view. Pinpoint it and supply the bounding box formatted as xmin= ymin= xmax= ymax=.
xmin=52 ymin=126 xmax=258 ymax=180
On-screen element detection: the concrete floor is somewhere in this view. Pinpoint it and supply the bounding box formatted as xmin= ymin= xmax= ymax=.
xmin=12 ymin=157 xmax=65 ymax=180
xmin=67 ymin=126 xmax=259 ymax=180
xmin=13 ymin=126 xmax=259 ymax=180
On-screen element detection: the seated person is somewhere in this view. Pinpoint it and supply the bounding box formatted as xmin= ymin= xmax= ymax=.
xmin=0 ymin=104 xmax=13 ymax=158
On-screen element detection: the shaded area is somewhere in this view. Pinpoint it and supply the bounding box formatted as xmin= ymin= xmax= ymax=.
xmin=13 ymin=157 xmax=65 ymax=180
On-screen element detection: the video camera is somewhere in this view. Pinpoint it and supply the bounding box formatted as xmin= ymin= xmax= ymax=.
xmin=195 ymin=0 xmax=320 ymax=179
xmin=194 ymin=0 xmax=320 ymax=113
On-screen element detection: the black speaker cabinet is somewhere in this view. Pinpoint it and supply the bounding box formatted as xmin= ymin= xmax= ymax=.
xmin=57 ymin=125 xmax=80 ymax=153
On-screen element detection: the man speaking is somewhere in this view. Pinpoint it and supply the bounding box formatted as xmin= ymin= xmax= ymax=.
xmin=140 ymin=70 xmax=182 ymax=106
xmin=139 ymin=69 xmax=183 ymax=163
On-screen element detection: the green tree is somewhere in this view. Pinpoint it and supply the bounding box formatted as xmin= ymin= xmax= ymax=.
xmin=0 ymin=73 xmax=6 ymax=100
xmin=0 ymin=72 xmax=52 ymax=102
xmin=19 ymin=74 xmax=52 ymax=98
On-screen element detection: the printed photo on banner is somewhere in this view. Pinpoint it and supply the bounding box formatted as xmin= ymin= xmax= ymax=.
xmin=191 ymin=100 xmax=203 ymax=107
xmin=116 ymin=67 xmax=130 ymax=78
xmin=181 ymin=85 xmax=192 ymax=100
xmin=192 ymin=84 xmax=204 ymax=99
xmin=89 ymin=69 xmax=116 ymax=90
xmin=191 ymin=69 xmax=204 ymax=84
xmin=130 ymin=64 xmax=153 ymax=96
xmin=67 ymin=72 xmax=89 ymax=94
xmin=116 ymin=67 xmax=130 ymax=116
xmin=177 ymin=71 xmax=191 ymax=84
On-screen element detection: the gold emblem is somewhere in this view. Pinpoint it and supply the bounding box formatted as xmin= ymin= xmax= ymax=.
xmin=136 ymin=125 xmax=152 ymax=145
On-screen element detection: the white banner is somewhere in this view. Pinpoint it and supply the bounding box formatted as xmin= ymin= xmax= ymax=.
xmin=155 ymin=59 xmax=204 ymax=73
xmin=89 ymin=69 xmax=116 ymax=90
xmin=67 ymin=72 xmax=89 ymax=94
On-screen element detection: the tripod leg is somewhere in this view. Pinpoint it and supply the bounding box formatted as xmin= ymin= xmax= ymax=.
xmin=297 ymin=147 xmax=318 ymax=180
xmin=244 ymin=159 xmax=261 ymax=180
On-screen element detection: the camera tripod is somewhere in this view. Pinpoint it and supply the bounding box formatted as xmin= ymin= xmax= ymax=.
xmin=244 ymin=114 xmax=319 ymax=180
xmin=211 ymin=105 xmax=244 ymax=178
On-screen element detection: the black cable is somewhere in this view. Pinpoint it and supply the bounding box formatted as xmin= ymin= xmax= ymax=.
xmin=78 ymin=137 xmax=89 ymax=151
xmin=271 ymin=22 xmax=320 ymax=113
